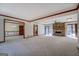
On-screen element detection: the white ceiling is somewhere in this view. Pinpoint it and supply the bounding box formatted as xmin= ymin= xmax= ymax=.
xmin=0 ymin=3 xmax=77 ymax=21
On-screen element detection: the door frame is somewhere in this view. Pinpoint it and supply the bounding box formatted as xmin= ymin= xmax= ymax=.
xmin=33 ymin=24 xmax=38 ymax=36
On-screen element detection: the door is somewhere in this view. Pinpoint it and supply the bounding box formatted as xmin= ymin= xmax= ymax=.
xmin=67 ymin=24 xmax=73 ymax=35
xmin=19 ymin=25 xmax=24 ymax=35
xmin=33 ymin=25 xmax=38 ymax=36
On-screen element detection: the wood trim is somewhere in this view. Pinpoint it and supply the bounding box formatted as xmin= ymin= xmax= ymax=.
xmin=31 ymin=8 xmax=77 ymax=22
xmin=0 ymin=14 xmax=30 ymax=22
xmin=33 ymin=24 xmax=35 ymax=36
xmin=5 ymin=19 xmax=24 ymax=23
xmin=0 ymin=41 xmax=5 ymax=43
xmin=0 ymin=4 xmax=78 ymax=22
xmin=5 ymin=22 xmax=21 ymax=24
xmin=4 ymin=19 xmax=5 ymax=42
xmin=5 ymin=19 xmax=25 ymax=26
xmin=75 ymin=24 xmax=77 ymax=35
xmin=23 ymin=23 xmax=25 ymax=38
xmin=5 ymin=20 xmax=24 ymax=25
xmin=76 ymin=3 xmax=79 ymax=9
xmin=33 ymin=24 xmax=38 ymax=36
xmin=30 ymin=4 xmax=79 ymax=22
xmin=0 ymin=19 xmax=6 ymax=43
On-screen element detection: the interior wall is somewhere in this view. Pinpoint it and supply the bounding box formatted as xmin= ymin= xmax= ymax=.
xmin=0 ymin=11 xmax=77 ymax=39
xmin=0 ymin=16 xmax=32 ymax=38
xmin=38 ymin=24 xmax=44 ymax=35
xmin=31 ymin=13 xmax=77 ymax=36
xmin=4 ymin=16 xmax=33 ymax=38
xmin=0 ymin=16 xmax=5 ymax=42
xmin=5 ymin=23 xmax=19 ymax=31
xmin=25 ymin=22 xmax=33 ymax=37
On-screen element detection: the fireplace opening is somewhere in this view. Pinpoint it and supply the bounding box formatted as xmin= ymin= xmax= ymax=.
xmin=55 ymin=31 xmax=61 ymax=33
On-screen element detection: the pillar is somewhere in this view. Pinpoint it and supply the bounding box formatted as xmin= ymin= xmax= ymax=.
xmin=0 ymin=16 xmax=5 ymax=43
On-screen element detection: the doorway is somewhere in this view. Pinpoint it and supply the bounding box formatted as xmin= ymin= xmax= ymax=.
xmin=44 ymin=26 xmax=50 ymax=35
xmin=33 ymin=24 xmax=38 ymax=36
xmin=67 ymin=24 xmax=77 ymax=39
xmin=4 ymin=19 xmax=25 ymax=41
xmin=44 ymin=25 xmax=52 ymax=36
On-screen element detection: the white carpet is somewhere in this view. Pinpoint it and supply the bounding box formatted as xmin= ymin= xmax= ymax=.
xmin=0 ymin=36 xmax=79 ymax=56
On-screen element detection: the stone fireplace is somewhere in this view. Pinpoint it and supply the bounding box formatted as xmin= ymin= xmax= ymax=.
xmin=53 ymin=22 xmax=65 ymax=36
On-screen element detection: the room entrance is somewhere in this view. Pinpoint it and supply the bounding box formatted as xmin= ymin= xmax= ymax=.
xmin=4 ymin=19 xmax=25 ymax=41
xmin=33 ymin=24 xmax=38 ymax=36
xmin=67 ymin=24 xmax=77 ymax=39
xmin=44 ymin=25 xmax=52 ymax=36
xmin=44 ymin=26 xmax=50 ymax=35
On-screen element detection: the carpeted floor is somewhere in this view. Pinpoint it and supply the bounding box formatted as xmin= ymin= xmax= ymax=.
xmin=0 ymin=36 xmax=79 ymax=56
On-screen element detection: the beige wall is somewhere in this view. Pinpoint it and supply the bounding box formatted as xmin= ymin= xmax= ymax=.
xmin=4 ymin=17 xmax=32 ymax=38
xmin=31 ymin=13 xmax=77 ymax=36
xmin=0 ymin=16 xmax=34 ymax=38
xmin=25 ymin=22 xmax=33 ymax=37
xmin=5 ymin=23 xmax=19 ymax=31
xmin=0 ymin=11 xmax=78 ymax=41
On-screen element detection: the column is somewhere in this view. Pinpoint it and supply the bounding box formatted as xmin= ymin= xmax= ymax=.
xmin=0 ymin=16 xmax=5 ymax=43
xmin=77 ymin=9 xmax=79 ymax=48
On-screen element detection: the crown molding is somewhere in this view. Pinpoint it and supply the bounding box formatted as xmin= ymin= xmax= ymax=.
xmin=76 ymin=3 xmax=79 ymax=9
xmin=0 ymin=4 xmax=78 ymax=22
xmin=0 ymin=14 xmax=30 ymax=22
xmin=30 ymin=4 xmax=78 ymax=22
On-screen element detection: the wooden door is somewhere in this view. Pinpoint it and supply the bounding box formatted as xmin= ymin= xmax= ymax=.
xmin=19 ymin=25 xmax=24 ymax=35
xmin=33 ymin=25 xmax=38 ymax=36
